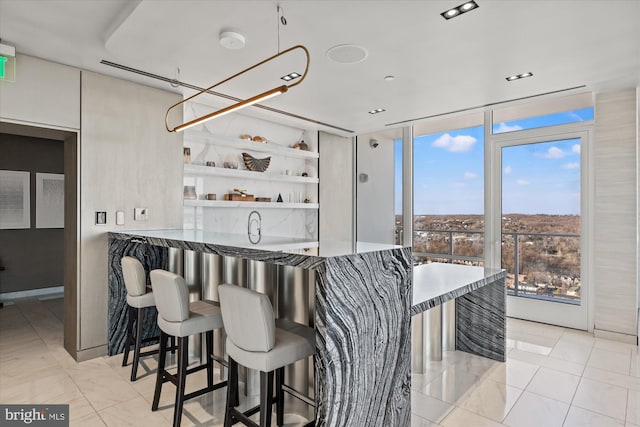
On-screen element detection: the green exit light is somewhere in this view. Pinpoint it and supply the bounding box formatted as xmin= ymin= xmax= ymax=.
xmin=0 ymin=56 xmax=7 ymax=79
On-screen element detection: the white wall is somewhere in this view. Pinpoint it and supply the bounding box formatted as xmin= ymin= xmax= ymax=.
xmin=319 ymin=131 xmax=354 ymax=243
xmin=593 ymin=88 xmax=638 ymax=338
xmin=79 ymin=71 xmax=183 ymax=353
xmin=0 ymin=54 xmax=80 ymax=130
xmin=356 ymin=135 xmax=395 ymax=244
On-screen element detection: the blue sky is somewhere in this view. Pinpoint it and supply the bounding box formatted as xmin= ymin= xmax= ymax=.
xmin=394 ymin=108 xmax=593 ymax=215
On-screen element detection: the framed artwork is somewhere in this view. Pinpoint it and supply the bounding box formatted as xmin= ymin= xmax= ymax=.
xmin=36 ymin=173 xmax=64 ymax=228
xmin=0 ymin=170 xmax=30 ymax=229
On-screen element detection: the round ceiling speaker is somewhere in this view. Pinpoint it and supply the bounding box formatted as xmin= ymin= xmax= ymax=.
xmin=219 ymin=31 xmax=246 ymax=49
xmin=326 ymin=44 xmax=368 ymax=64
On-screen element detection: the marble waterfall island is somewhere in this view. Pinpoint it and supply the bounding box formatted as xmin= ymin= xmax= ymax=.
xmin=108 ymin=229 xmax=413 ymax=427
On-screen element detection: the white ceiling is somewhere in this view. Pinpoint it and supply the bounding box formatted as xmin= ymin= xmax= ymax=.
xmin=1 ymin=0 xmax=639 ymax=136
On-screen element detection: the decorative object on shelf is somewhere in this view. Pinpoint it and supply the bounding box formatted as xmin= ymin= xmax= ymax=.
xmin=223 ymin=153 xmax=239 ymax=169
xmin=252 ymin=135 xmax=266 ymax=143
xmin=183 ymin=147 xmax=191 ymax=164
xmin=255 ymin=197 xmax=272 ymax=202
xmin=242 ymin=152 xmax=271 ymax=172
xmin=183 ymin=185 xmax=197 ymax=200
xmin=276 ymin=193 xmax=283 ymax=203
xmin=239 ymin=134 xmax=252 ymax=141
xmin=205 ymin=161 xmax=216 ymax=167
xmin=164 ymin=45 xmax=310 ymax=133
xmin=206 ymin=194 xmax=217 ymax=200
xmin=224 ymin=189 xmax=255 ymax=201
xmin=292 ymin=140 xmax=309 ymax=151
xmin=304 ymin=198 xmax=311 ymax=203
xmin=301 ymin=172 xmax=308 ymax=177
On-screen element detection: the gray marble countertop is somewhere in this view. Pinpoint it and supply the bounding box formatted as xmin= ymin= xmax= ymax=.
xmin=109 ymin=229 xmax=406 ymax=267
xmin=411 ymin=262 xmax=506 ymax=315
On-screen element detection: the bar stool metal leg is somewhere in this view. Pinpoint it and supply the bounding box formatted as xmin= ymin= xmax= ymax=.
xmin=174 ymin=337 xmax=189 ymax=427
xmin=259 ymin=371 xmax=274 ymax=427
xmin=275 ymin=367 xmax=285 ymax=426
xmin=224 ymin=359 xmax=239 ymax=427
xmin=131 ymin=307 xmax=145 ymax=381
xmin=152 ymin=331 xmax=169 ymax=411
xmin=122 ymin=306 xmax=135 ymax=368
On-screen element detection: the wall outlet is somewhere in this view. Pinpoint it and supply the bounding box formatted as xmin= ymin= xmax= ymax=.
xmin=134 ymin=207 xmax=148 ymax=221
xmin=116 ymin=211 xmax=125 ymax=225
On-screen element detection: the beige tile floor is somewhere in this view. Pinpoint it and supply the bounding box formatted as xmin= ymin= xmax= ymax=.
xmin=1 ymin=296 xmax=639 ymax=427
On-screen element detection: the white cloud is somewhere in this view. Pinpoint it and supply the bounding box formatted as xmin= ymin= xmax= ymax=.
xmin=452 ymin=182 xmax=466 ymax=188
xmin=495 ymin=122 xmax=523 ymax=133
xmin=563 ymin=162 xmax=579 ymax=170
xmin=464 ymin=171 xmax=477 ymax=179
xmin=544 ymin=146 xmax=565 ymax=159
xmin=504 ymin=166 xmax=512 ymax=175
xmin=572 ymin=144 xmax=580 ymax=154
xmin=432 ymin=133 xmax=477 ymax=153
xmin=516 ymin=179 xmax=530 ymax=185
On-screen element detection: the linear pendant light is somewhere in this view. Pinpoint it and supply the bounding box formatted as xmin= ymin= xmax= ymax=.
xmin=165 ymin=44 xmax=310 ymax=133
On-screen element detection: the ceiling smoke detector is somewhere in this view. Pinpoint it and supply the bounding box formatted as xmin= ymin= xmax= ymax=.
xmin=219 ymin=31 xmax=246 ymax=50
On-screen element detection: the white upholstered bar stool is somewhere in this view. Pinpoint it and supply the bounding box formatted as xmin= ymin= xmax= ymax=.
xmin=150 ymin=269 xmax=229 ymax=427
xmin=121 ymin=256 xmax=162 ymax=381
xmin=218 ymin=284 xmax=316 ymax=427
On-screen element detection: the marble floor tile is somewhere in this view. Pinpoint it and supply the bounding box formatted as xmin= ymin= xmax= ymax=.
xmin=98 ymin=396 xmax=173 ymax=427
xmin=486 ymin=359 xmax=539 ymax=389
xmin=440 ymin=407 xmax=505 ymax=427
xmin=508 ymin=349 xmax=585 ymax=376
xmin=572 ymin=377 xmax=628 ymax=421
xmin=72 ymin=413 xmax=108 ymax=427
xmin=626 ymin=389 xmax=640 ymax=425
xmin=458 ymin=378 xmax=522 ymax=422
xmin=411 ymin=391 xmax=454 ymax=424
xmin=502 ymin=391 xmax=569 ymax=427
xmin=548 ymin=335 xmax=594 ymax=365
xmin=411 ymin=413 xmax=440 ymax=427
xmin=582 ymin=366 xmax=640 ymax=392
xmin=563 ymin=406 xmax=625 ymax=427
xmin=629 ymin=353 xmax=640 ymax=378
xmin=507 ymin=331 xmax=558 ymax=356
xmin=587 ymin=347 xmax=632 ymax=375
xmin=0 ymin=367 xmax=84 ymax=404
xmin=450 ymin=352 xmax=498 ymax=377
xmin=525 ymin=367 xmax=580 ymax=403
xmin=507 ymin=318 xmax=565 ymax=340
xmin=594 ymin=337 xmax=638 ymax=354
xmin=423 ymin=366 xmax=481 ymax=404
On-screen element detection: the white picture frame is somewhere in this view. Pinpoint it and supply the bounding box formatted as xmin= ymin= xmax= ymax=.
xmin=36 ymin=173 xmax=64 ymax=229
xmin=0 ymin=170 xmax=31 ymax=229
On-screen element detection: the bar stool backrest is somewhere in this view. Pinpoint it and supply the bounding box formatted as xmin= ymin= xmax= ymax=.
xmin=149 ymin=269 xmax=190 ymax=322
xmin=218 ymin=284 xmax=276 ymax=352
xmin=121 ymin=256 xmax=147 ymax=297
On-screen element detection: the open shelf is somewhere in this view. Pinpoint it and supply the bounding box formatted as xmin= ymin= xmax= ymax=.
xmin=184 ymin=200 xmax=319 ymax=209
xmin=184 ymin=129 xmax=319 ymax=160
xmin=184 ymin=164 xmax=319 ymax=184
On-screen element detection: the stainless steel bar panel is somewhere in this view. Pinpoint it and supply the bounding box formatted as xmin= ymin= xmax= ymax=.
xmin=184 ymin=250 xmax=202 ymax=363
xmin=425 ymin=306 xmax=443 ymax=361
xmin=442 ymin=299 xmax=456 ymax=351
xmin=411 ymin=312 xmax=424 ymax=374
xmin=202 ymin=253 xmax=226 ymax=380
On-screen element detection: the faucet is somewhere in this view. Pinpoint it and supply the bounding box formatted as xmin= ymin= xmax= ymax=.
xmin=248 ymin=210 xmax=262 ymax=244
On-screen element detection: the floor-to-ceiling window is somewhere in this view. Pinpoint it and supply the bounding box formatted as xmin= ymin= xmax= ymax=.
xmin=410 ymin=114 xmax=484 ymax=266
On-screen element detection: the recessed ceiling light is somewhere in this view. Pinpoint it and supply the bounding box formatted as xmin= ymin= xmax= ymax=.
xmin=506 ymin=72 xmax=534 ymax=81
xmin=281 ymin=71 xmax=301 ymax=81
xmin=368 ymin=108 xmax=386 ymax=114
xmin=384 ymin=75 xmax=395 ymax=81
xmin=441 ymin=1 xmax=479 ymax=20
xmin=219 ymin=31 xmax=246 ymax=49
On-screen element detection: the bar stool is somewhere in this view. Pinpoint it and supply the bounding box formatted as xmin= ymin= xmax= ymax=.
xmin=218 ymin=284 xmax=316 ymax=427
xmin=149 ymin=269 xmax=228 ymax=427
xmin=121 ymin=256 xmax=162 ymax=381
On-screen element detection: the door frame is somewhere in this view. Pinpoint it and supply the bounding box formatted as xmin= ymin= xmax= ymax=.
xmin=488 ymin=121 xmax=594 ymax=331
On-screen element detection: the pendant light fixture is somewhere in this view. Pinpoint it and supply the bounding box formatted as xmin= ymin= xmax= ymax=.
xmin=165 ymin=6 xmax=309 ymax=133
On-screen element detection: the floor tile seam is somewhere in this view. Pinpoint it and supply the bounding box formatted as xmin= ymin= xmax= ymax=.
xmin=498 ymin=384 xmax=527 ymax=424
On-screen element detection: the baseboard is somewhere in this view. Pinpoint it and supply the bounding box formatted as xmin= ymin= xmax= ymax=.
xmin=594 ymin=328 xmax=638 ymax=345
xmin=74 ymin=344 xmax=108 ymax=362
xmin=0 ymin=285 xmax=64 ymax=301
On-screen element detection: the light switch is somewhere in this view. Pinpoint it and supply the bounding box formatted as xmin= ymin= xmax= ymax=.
xmin=134 ymin=207 xmax=148 ymax=221
xmin=95 ymin=211 xmax=107 ymax=225
xmin=116 ymin=211 xmax=125 ymax=225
